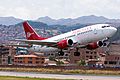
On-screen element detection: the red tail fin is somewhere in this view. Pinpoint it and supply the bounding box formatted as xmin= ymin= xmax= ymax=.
xmin=23 ymin=21 xmax=46 ymax=40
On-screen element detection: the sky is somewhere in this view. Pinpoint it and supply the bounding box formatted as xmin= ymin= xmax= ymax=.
xmin=0 ymin=0 xmax=120 ymax=20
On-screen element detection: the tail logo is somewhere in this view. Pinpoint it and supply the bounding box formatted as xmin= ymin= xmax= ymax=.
xmin=27 ymin=32 xmax=34 ymax=38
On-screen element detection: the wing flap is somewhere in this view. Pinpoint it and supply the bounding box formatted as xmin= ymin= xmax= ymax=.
xmin=15 ymin=39 xmax=58 ymax=47
xmin=7 ymin=44 xmax=32 ymax=48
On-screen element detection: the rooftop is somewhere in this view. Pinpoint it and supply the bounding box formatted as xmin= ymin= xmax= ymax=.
xmin=14 ymin=54 xmax=38 ymax=58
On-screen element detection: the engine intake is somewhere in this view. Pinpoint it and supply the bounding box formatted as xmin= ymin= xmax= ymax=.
xmin=97 ymin=41 xmax=103 ymax=47
xmin=57 ymin=39 xmax=73 ymax=49
xmin=68 ymin=39 xmax=73 ymax=46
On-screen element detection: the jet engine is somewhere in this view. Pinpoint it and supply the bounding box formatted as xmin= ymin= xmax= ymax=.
xmin=57 ymin=39 xmax=73 ymax=49
xmin=86 ymin=41 xmax=106 ymax=50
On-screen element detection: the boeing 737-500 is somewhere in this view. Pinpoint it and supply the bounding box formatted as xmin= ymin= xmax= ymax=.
xmin=15 ymin=21 xmax=117 ymax=56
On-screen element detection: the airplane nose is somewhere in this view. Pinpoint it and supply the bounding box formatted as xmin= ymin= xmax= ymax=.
xmin=108 ymin=27 xmax=117 ymax=37
xmin=111 ymin=27 xmax=117 ymax=34
xmin=102 ymin=26 xmax=117 ymax=38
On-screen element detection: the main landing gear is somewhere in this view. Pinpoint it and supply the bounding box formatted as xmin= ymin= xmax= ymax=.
xmin=58 ymin=48 xmax=80 ymax=56
xmin=58 ymin=50 xmax=64 ymax=56
xmin=74 ymin=48 xmax=80 ymax=56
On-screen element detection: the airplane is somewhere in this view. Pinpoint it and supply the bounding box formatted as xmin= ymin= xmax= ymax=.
xmin=15 ymin=21 xmax=117 ymax=56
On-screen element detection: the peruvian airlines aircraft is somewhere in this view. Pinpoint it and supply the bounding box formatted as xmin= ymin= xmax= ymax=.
xmin=16 ymin=21 xmax=117 ymax=56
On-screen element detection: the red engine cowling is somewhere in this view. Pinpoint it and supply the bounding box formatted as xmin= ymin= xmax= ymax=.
xmin=57 ymin=39 xmax=73 ymax=49
xmin=86 ymin=41 xmax=103 ymax=50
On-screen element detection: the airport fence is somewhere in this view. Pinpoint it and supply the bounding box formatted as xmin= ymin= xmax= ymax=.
xmin=0 ymin=65 xmax=120 ymax=71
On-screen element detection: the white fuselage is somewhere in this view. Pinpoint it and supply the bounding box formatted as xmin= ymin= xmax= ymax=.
xmin=29 ymin=24 xmax=117 ymax=53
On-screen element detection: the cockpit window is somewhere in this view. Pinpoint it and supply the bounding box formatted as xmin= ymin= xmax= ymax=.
xmin=102 ymin=26 xmax=110 ymax=28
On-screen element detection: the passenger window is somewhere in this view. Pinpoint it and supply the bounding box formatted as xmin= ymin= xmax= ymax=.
xmin=102 ymin=26 xmax=106 ymax=28
xmin=102 ymin=26 xmax=110 ymax=28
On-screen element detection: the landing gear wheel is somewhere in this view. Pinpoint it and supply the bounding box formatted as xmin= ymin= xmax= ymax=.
xmin=103 ymin=42 xmax=107 ymax=46
xmin=74 ymin=52 xmax=80 ymax=56
xmin=58 ymin=51 xmax=64 ymax=56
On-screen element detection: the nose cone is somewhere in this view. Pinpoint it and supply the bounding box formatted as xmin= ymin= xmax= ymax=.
xmin=111 ymin=27 xmax=117 ymax=34
xmin=107 ymin=27 xmax=117 ymax=37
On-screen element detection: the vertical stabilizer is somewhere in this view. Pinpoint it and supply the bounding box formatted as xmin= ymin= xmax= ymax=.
xmin=23 ymin=21 xmax=46 ymax=40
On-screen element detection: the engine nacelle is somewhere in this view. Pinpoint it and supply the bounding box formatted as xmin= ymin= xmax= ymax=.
xmin=57 ymin=39 xmax=73 ymax=49
xmin=86 ymin=41 xmax=104 ymax=50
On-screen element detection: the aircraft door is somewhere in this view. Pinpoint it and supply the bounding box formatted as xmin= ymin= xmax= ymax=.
xmin=94 ymin=28 xmax=97 ymax=34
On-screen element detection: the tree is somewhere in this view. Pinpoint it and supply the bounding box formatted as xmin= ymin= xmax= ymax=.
xmin=56 ymin=60 xmax=64 ymax=66
xmin=77 ymin=60 xmax=86 ymax=66
xmin=49 ymin=56 xmax=56 ymax=61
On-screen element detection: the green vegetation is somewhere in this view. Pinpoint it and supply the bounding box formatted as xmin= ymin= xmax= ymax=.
xmin=56 ymin=60 xmax=64 ymax=66
xmin=49 ymin=56 xmax=56 ymax=61
xmin=0 ymin=67 xmax=120 ymax=75
xmin=49 ymin=56 xmax=64 ymax=66
xmin=77 ymin=60 xmax=86 ymax=66
xmin=0 ymin=76 xmax=72 ymax=80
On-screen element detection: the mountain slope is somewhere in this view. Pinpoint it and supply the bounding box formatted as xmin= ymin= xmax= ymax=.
xmin=37 ymin=15 xmax=120 ymax=25
xmin=0 ymin=17 xmax=23 ymax=25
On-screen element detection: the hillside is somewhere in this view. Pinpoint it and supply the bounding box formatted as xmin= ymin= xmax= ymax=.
xmin=0 ymin=17 xmax=23 ymax=26
xmin=0 ymin=15 xmax=120 ymax=26
xmin=37 ymin=15 xmax=120 ymax=25
xmin=1 ymin=21 xmax=120 ymax=44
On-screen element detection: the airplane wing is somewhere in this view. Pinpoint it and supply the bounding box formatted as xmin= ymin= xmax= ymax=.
xmin=7 ymin=44 xmax=32 ymax=48
xmin=15 ymin=39 xmax=58 ymax=47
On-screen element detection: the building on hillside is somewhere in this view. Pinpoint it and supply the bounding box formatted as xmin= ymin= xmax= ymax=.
xmin=104 ymin=43 xmax=120 ymax=68
xmin=104 ymin=54 xmax=120 ymax=68
xmin=14 ymin=54 xmax=45 ymax=66
xmin=69 ymin=43 xmax=120 ymax=68
xmin=0 ymin=45 xmax=16 ymax=65
xmin=69 ymin=47 xmax=104 ymax=65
